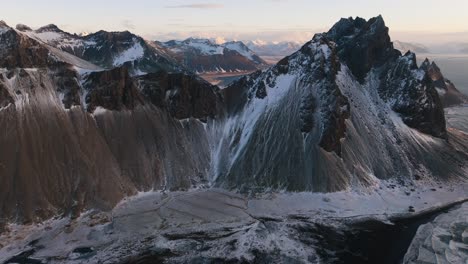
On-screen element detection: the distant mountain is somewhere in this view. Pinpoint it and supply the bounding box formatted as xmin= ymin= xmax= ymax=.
xmin=420 ymin=58 xmax=468 ymax=106
xmin=245 ymin=40 xmax=302 ymax=57
xmin=393 ymin=40 xmax=429 ymax=54
xmin=18 ymin=23 xmax=183 ymax=74
xmin=158 ymin=38 xmax=268 ymax=73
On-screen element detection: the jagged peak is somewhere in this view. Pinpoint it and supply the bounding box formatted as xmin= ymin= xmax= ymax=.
xmin=325 ymin=15 xmax=397 ymax=82
xmin=419 ymin=58 xmax=441 ymax=72
xmin=400 ymin=51 xmax=418 ymax=69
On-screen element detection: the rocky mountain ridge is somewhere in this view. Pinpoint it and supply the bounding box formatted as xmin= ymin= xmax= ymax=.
xmin=0 ymin=16 xmax=466 ymax=225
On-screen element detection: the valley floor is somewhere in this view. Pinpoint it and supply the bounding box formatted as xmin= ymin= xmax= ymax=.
xmin=0 ymin=182 xmax=466 ymax=263
xmin=200 ymin=71 xmax=255 ymax=88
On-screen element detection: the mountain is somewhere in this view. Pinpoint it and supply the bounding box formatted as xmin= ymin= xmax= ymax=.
xmin=0 ymin=21 xmax=222 ymax=222
xmin=1 ymin=14 xmax=467 ymax=220
xmin=158 ymin=38 xmax=268 ymax=73
xmin=215 ymin=16 xmax=466 ymax=191
xmin=0 ymin=16 xmax=467 ymax=263
xmin=393 ymin=40 xmax=429 ymax=54
xmin=420 ymin=58 xmax=468 ymax=106
xmin=19 ymin=23 xmax=183 ymax=75
xmin=246 ymin=40 xmax=303 ymax=57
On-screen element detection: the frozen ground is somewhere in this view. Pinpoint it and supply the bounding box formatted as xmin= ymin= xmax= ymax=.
xmin=403 ymin=202 xmax=468 ymax=264
xmin=0 ymin=181 xmax=466 ymax=263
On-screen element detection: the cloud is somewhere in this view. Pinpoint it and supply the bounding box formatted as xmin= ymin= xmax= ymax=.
xmin=165 ymin=3 xmax=224 ymax=9
xmin=121 ymin=19 xmax=135 ymax=30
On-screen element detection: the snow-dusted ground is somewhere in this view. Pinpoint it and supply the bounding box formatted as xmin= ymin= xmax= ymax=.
xmin=0 ymin=181 xmax=466 ymax=263
xmin=403 ymin=202 xmax=468 ymax=264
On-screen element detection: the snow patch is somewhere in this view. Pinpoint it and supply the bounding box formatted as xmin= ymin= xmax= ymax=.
xmin=113 ymin=40 xmax=144 ymax=66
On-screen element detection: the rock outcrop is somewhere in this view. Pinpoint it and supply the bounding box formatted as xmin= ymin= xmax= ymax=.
xmin=327 ymin=16 xmax=447 ymax=139
xmin=420 ymin=58 xmax=468 ymax=107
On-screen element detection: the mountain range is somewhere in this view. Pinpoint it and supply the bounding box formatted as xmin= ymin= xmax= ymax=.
xmin=158 ymin=38 xmax=268 ymax=73
xmin=0 ymin=16 xmax=467 ymax=263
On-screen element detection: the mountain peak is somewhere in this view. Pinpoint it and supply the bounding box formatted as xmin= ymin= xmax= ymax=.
xmin=326 ymin=15 xmax=398 ymax=82
xmin=36 ymin=24 xmax=63 ymax=33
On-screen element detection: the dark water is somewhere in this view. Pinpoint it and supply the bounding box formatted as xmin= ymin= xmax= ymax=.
xmin=417 ymin=53 xmax=468 ymax=96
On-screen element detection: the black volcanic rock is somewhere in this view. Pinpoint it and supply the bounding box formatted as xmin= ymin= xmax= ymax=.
xmin=327 ymin=15 xmax=400 ymax=82
xmin=328 ymin=16 xmax=447 ymax=139
xmin=52 ymin=64 xmax=83 ymax=109
xmin=84 ymin=67 xmax=144 ymax=112
xmin=137 ymin=72 xmax=223 ymax=121
xmin=0 ymin=82 xmax=14 ymax=108
xmin=380 ymin=52 xmax=446 ymax=138
xmin=0 ymin=24 xmax=51 ymax=68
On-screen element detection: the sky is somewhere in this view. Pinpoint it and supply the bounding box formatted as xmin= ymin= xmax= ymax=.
xmin=2 ymin=0 xmax=468 ymax=44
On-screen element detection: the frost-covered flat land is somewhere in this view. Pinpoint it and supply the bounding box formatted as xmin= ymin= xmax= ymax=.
xmin=0 ymin=181 xmax=466 ymax=263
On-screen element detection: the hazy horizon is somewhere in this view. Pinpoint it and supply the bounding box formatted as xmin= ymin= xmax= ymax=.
xmin=3 ymin=0 xmax=468 ymax=46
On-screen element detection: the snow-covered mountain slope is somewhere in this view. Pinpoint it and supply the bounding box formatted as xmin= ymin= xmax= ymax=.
xmin=21 ymin=23 xmax=183 ymax=75
xmin=246 ymin=40 xmax=302 ymax=57
xmin=159 ymin=38 xmax=268 ymax=73
xmin=393 ymin=40 xmax=429 ymax=54
xmin=212 ymin=16 xmax=467 ymax=191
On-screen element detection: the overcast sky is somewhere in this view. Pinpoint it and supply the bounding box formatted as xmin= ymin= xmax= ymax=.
xmin=2 ymin=0 xmax=468 ymax=44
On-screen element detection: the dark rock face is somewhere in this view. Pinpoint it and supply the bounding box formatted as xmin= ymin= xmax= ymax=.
xmin=52 ymin=64 xmax=82 ymax=109
xmin=0 ymin=82 xmax=13 ymax=108
xmin=420 ymin=58 xmax=468 ymax=107
xmin=327 ymin=15 xmax=400 ymax=82
xmin=327 ymin=16 xmax=447 ymax=139
xmin=0 ymin=26 xmax=51 ymax=68
xmin=380 ymin=52 xmax=447 ymax=138
xmin=137 ymin=72 xmax=223 ymax=121
xmin=298 ymin=36 xmax=351 ymax=154
xmin=84 ymin=67 xmax=144 ymax=112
